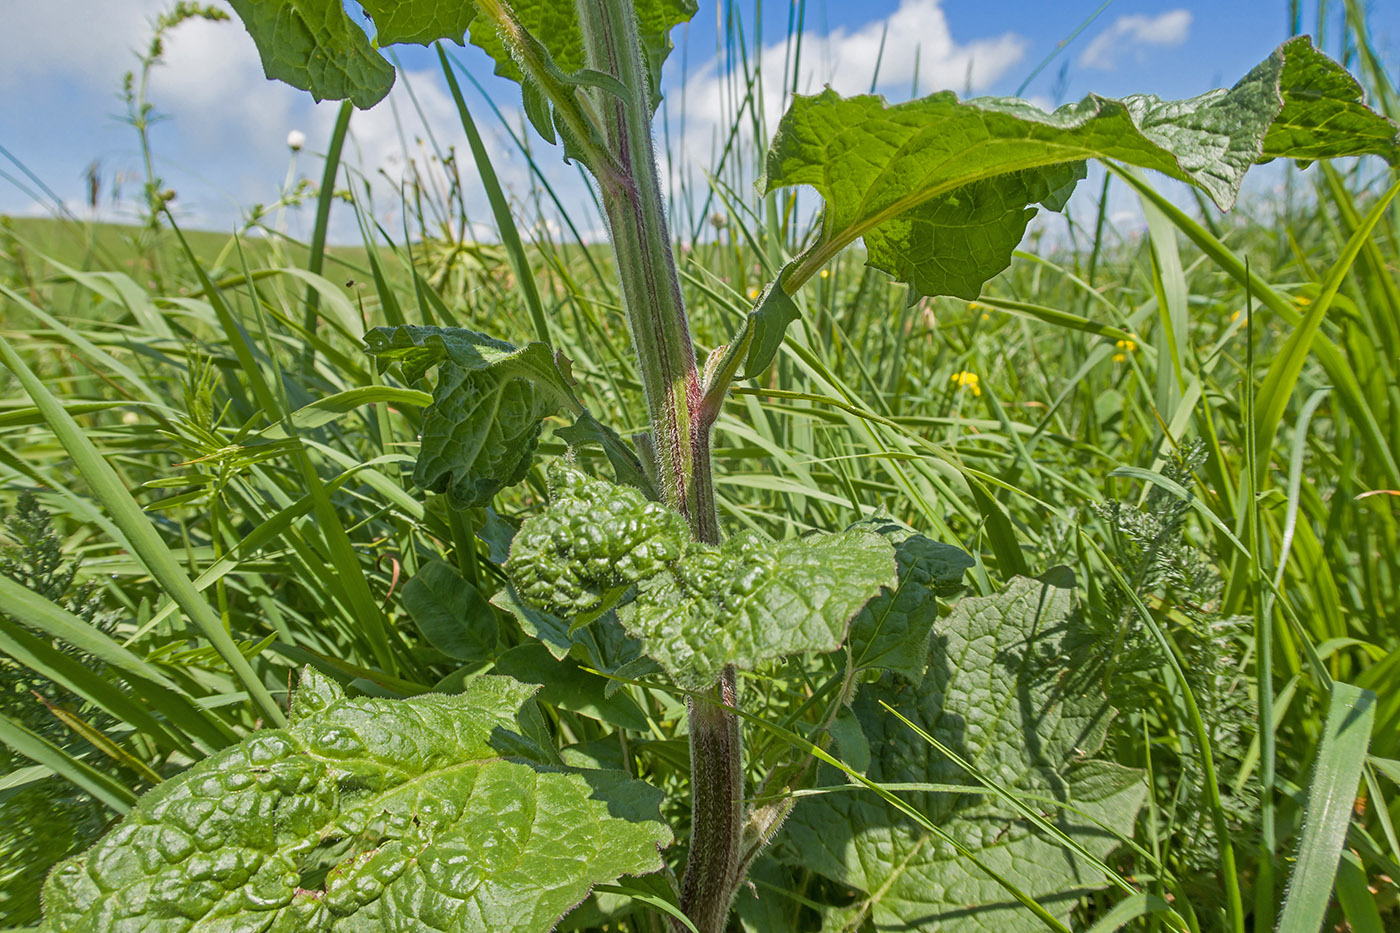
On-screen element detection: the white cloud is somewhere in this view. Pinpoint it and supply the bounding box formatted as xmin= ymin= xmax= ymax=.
xmin=666 ymin=0 xmax=1025 ymax=204
xmin=0 ymin=0 xmax=168 ymax=88
xmin=678 ymin=0 xmax=1025 ymax=124
xmin=1078 ymin=10 xmax=1193 ymax=71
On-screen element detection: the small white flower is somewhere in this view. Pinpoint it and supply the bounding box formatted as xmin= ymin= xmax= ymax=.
xmin=286 ymin=130 xmax=306 ymax=152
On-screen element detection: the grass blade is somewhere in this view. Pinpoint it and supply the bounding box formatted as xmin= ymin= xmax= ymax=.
xmin=0 ymin=714 xmax=136 ymax=813
xmin=1277 ymin=682 xmax=1376 ymax=933
xmin=0 ymin=334 xmax=287 ymax=727
xmin=439 ymin=44 xmax=552 ymax=345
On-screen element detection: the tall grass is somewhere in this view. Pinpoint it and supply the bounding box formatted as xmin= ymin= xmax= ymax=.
xmin=1 ymin=2 xmax=1398 ymax=930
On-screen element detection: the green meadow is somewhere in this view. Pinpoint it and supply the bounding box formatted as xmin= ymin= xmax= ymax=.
xmin=1 ymin=2 xmax=1398 ymax=930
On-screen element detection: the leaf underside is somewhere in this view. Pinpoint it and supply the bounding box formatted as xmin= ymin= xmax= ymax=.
xmin=760 ymin=35 xmax=1400 ymax=303
xmin=228 ymin=0 xmax=696 ymax=115
xmin=506 ymin=465 xmax=896 ymax=690
xmin=778 ymin=574 xmax=1146 ymax=933
xmin=364 ymin=325 xmax=577 ymax=509
xmin=41 ymin=668 xmax=671 ymax=933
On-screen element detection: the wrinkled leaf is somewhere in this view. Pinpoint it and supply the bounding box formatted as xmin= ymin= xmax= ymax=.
xmin=845 ymin=518 xmax=974 ymax=680
xmin=365 ymin=325 xmax=579 ymax=508
xmin=778 ymin=574 xmax=1146 ymax=933
xmin=42 ymin=668 xmax=671 ymax=932
xmin=622 ymin=529 xmax=896 ymax=690
xmin=505 ymin=462 xmax=690 ymax=618
xmin=506 ymin=466 xmax=895 ymax=690
xmin=760 ymin=36 xmax=1399 ymax=303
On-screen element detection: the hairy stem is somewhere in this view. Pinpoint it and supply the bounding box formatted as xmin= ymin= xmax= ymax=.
xmin=574 ymin=1 xmax=737 ymax=928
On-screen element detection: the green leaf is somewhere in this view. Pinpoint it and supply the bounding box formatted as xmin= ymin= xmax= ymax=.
xmin=401 ymin=560 xmax=499 ymax=661
xmin=778 ymin=574 xmax=1146 ymax=933
xmin=491 ymin=583 xmax=649 ymax=685
xmin=466 ymin=0 xmax=696 ymax=116
xmin=364 ymin=325 xmax=581 ymax=508
xmin=225 ymin=0 xmax=397 ymax=108
xmin=1261 ymin=39 xmax=1400 ymax=163
xmin=41 ymin=668 xmax=671 ymax=932
xmin=504 ymin=466 xmax=896 ymax=690
xmin=359 ymin=0 xmax=476 ymax=46
xmin=622 ymin=528 xmax=898 ymax=690
xmin=493 ymin=643 xmax=649 ymax=731
xmin=760 ymin=36 xmax=1399 ymax=303
xmin=845 ymin=518 xmax=975 ymax=680
xmin=741 ymin=281 xmax=802 ymax=379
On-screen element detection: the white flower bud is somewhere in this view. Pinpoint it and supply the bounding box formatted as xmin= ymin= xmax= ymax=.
xmin=286 ymin=130 xmax=306 ymax=152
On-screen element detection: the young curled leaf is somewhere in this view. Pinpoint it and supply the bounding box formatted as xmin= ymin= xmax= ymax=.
xmin=506 ymin=463 xmax=691 ymax=618
xmin=41 ymin=668 xmax=672 ymax=933
xmin=364 ymin=325 xmax=581 ymax=508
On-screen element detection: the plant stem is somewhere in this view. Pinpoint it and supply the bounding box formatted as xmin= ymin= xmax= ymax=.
xmin=574 ymin=1 xmax=737 ymax=928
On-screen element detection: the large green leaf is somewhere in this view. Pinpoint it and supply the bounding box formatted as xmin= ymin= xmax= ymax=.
xmin=505 ymin=466 xmax=895 ymax=690
xmin=777 ymin=574 xmax=1146 ymax=933
xmin=845 ymin=519 xmax=975 ymax=680
xmin=365 ymin=325 xmax=580 ymax=508
xmin=759 ymin=36 xmax=1399 ymax=303
xmin=41 ymin=668 xmax=671 ymax=932
xmin=226 ymin=0 xmax=397 ymax=108
xmin=226 ymin=0 xmax=695 ymax=115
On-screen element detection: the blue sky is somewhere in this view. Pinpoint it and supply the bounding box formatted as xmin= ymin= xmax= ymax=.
xmin=3 ymin=1 xmax=1397 ymax=242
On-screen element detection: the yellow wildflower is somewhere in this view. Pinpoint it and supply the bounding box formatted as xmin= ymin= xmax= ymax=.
xmin=1113 ymin=338 xmax=1136 ymax=363
xmin=819 ymin=268 xmax=830 ymax=279
xmin=951 ymin=371 xmax=981 ymax=396
xmin=1295 ymin=294 xmax=1312 ymax=306
xmin=747 ymin=286 xmax=760 ymax=301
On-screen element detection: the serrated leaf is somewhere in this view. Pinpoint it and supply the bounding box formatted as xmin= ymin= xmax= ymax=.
xmin=402 ymin=560 xmax=498 ymax=661
xmin=760 ymin=36 xmax=1399 ymax=304
xmin=364 ymin=325 xmax=580 ymax=508
xmin=226 ymin=0 xmax=397 ymax=108
xmin=505 ymin=466 xmax=896 ymax=690
xmin=845 ymin=518 xmax=975 ymax=680
xmin=41 ymin=668 xmax=672 ymax=932
xmin=777 ymin=574 xmax=1146 ymax=933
